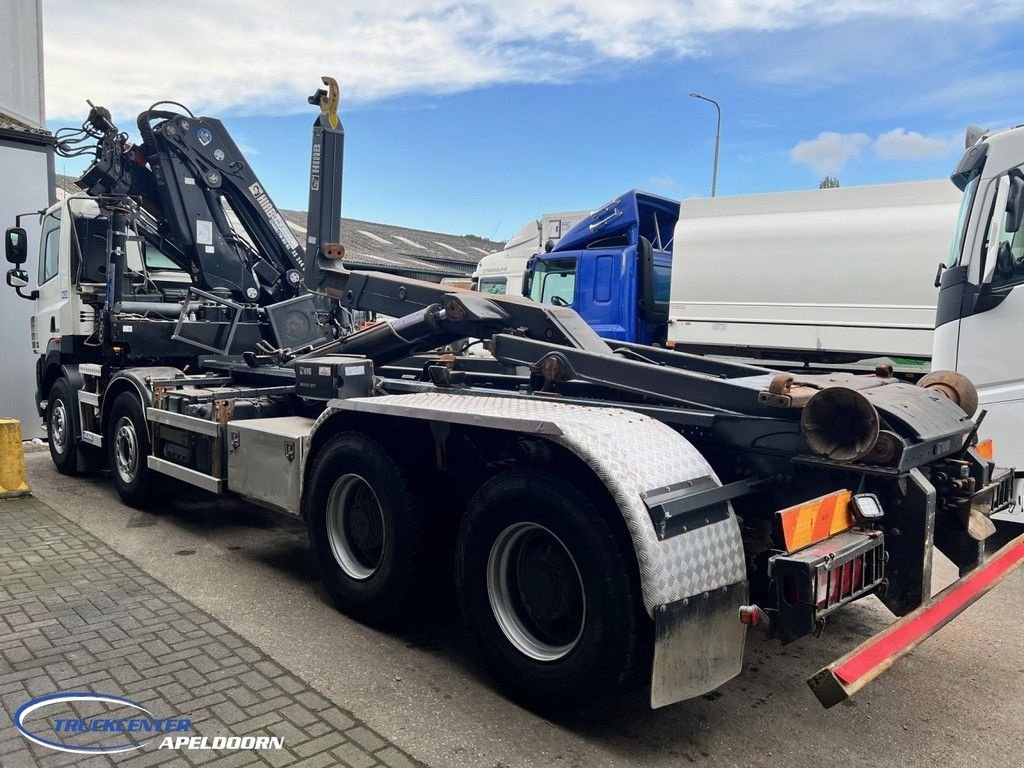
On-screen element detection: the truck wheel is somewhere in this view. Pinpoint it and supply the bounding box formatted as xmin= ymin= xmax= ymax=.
xmin=305 ymin=432 xmax=428 ymax=626
xmin=106 ymin=391 xmax=159 ymax=508
xmin=455 ymin=468 xmax=644 ymax=712
xmin=46 ymin=378 xmax=80 ymax=475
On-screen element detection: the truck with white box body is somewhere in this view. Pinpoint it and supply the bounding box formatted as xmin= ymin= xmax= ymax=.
xmin=667 ymin=181 xmax=962 ymax=367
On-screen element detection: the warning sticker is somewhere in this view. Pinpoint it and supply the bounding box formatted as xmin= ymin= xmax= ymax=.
xmin=196 ymin=220 xmax=213 ymax=245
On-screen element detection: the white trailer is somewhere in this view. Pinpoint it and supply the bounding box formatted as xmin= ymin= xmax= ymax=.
xmin=667 ymin=181 xmax=962 ymax=369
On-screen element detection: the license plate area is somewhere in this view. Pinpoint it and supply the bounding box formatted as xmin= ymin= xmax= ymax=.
xmin=771 ymin=530 xmax=885 ymax=642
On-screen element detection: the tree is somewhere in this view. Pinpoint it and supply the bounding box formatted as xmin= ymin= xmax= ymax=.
xmin=819 ymin=176 xmax=840 ymax=189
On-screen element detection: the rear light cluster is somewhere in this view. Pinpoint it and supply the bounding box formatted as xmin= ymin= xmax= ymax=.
xmin=815 ymin=542 xmax=883 ymax=609
xmin=771 ymin=530 xmax=886 ymax=642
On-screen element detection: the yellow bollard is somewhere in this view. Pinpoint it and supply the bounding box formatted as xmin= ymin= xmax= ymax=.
xmin=0 ymin=418 xmax=31 ymax=499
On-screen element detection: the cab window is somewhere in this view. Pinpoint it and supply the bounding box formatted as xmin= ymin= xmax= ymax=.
xmin=478 ymin=277 xmax=507 ymax=295
xmin=948 ymin=170 xmax=979 ymax=268
xmin=529 ymin=258 xmax=577 ymax=306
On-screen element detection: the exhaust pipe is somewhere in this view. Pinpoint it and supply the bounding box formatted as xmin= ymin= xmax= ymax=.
xmin=800 ymin=387 xmax=880 ymax=462
xmin=917 ymin=370 xmax=979 ymax=417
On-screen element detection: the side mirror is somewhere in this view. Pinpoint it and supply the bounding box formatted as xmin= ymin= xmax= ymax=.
xmin=637 ymin=236 xmax=669 ymax=324
xmin=6 ymin=269 xmax=28 ymax=288
xmin=5 ymin=267 xmax=36 ymax=299
xmin=5 ymin=227 xmax=28 ymax=265
xmin=1005 ymin=173 xmax=1024 ymax=234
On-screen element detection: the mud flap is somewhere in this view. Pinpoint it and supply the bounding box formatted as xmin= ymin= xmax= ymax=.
xmin=651 ymin=580 xmax=747 ymax=708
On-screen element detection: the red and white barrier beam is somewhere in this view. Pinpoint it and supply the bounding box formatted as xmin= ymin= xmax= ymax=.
xmin=808 ymin=533 xmax=1024 ymax=708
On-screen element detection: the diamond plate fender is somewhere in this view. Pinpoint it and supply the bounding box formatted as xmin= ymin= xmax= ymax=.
xmin=312 ymin=392 xmax=748 ymax=615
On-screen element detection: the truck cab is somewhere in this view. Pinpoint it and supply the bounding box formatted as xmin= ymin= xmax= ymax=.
xmin=935 ymin=123 xmax=1024 ymax=495
xmin=7 ymin=196 xmax=192 ymax=406
xmin=524 ymin=190 xmax=677 ymax=344
xmin=472 ymin=210 xmax=589 ymax=297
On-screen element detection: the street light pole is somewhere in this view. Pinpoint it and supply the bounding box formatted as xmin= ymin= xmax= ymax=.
xmin=689 ymin=92 xmax=721 ymax=197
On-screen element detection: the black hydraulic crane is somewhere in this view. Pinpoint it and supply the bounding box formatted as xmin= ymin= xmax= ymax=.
xmin=61 ymin=79 xmax=345 ymax=309
xmin=49 ymin=79 xmax=349 ymax=357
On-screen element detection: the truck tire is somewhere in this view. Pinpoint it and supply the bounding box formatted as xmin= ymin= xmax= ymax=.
xmin=46 ymin=378 xmax=80 ymax=475
xmin=455 ymin=468 xmax=644 ymax=713
xmin=106 ymin=391 xmax=159 ymax=508
xmin=305 ymin=432 xmax=428 ymax=626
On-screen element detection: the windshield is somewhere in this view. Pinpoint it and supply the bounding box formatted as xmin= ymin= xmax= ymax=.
xmin=947 ymin=170 xmax=980 ymax=268
xmin=529 ymin=258 xmax=577 ymax=306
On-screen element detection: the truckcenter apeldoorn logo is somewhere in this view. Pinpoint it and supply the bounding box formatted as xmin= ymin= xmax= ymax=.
xmin=14 ymin=692 xmax=284 ymax=755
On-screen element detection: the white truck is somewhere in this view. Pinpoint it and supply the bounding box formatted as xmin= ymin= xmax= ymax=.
xmin=5 ymin=89 xmax=1022 ymax=715
xmin=667 ymin=180 xmax=962 ymax=370
xmin=935 ymin=123 xmax=1024 ymax=498
xmin=472 ymin=210 xmax=588 ymax=297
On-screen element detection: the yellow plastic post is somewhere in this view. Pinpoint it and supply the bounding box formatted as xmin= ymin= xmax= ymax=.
xmin=0 ymin=418 xmax=31 ymax=499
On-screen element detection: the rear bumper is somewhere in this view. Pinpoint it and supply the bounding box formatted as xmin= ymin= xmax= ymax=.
xmin=808 ymin=532 xmax=1024 ymax=708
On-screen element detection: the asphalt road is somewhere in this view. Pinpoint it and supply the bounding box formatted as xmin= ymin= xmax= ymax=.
xmin=22 ymin=446 xmax=1024 ymax=768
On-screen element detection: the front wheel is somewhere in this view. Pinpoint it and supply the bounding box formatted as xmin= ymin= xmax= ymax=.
xmin=106 ymin=391 xmax=160 ymax=507
xmin=46 ymin=378 xmax=81 ymax=475
xmin=455 ymin=468 xmax=645 ymax=713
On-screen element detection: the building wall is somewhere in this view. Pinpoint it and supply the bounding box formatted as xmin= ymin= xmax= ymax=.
xmin=1 ymin=0 xmax=49 ymax=437
xmin=0 ymin=143 xmax=50 ymax=436
xmin=0 ymin=0 xmax=45 ymax=128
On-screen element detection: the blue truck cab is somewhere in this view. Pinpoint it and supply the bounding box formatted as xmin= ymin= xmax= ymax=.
xmin=524 ymin=190 xmax=678 ymax=344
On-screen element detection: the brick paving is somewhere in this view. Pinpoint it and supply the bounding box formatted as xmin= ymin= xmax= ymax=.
xmin=0 ymin=495 xmax=423 ymax=768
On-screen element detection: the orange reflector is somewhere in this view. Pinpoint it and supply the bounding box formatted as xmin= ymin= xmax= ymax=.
xmin=976 ymin=438 xmax=994 ymax=461
xmin=776 ymin=490 xmax=853 ymax=553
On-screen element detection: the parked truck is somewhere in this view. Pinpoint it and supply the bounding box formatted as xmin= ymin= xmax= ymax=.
xmin=471 ymin=209 xmax=588 ymax=297
xmin=935 ymin=123 xmax=1024 ymax=499
xmin=522 ymin=182 xmax=961 ymax=363
xmin=5 ymin=82 xmax=1023 ymax=714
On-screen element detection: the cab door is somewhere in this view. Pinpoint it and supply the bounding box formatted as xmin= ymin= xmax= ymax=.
xmin=952 ymin=163 xmax=1024 ymax=473
xmin=34 ymin=209 xmax=65 ymax=354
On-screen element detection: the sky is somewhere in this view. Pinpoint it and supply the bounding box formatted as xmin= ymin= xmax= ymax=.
xmin=41 ymin=0 xmax=1024 ymax=242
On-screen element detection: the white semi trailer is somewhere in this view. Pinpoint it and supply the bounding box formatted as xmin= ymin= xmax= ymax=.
xmin=667 ymin=180 xmax=962 ymax=370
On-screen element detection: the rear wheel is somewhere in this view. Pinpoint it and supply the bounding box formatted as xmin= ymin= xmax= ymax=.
xmin=46 ymin=378 xmax=80 ymax=475
xmin=455 ymin=468 xmax=644 ymax=713
xmin=306 ymin=432 xmax=429 ymax=625
xmin=106 ymin=391 xmax=159 ymax=507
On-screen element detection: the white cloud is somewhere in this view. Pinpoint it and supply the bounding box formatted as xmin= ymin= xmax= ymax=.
xmin=40 ymin=1 xmax=1024 ymax=121
xmin=648 ymin=176 xmax=677 ymax=189
xmin=873 ymin=128 xmax=953 ymax=160
xmin=789 ymin=131 xmax=870 ymax=174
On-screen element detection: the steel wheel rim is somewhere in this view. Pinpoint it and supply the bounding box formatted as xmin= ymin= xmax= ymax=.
xmin=486 ymin=522 xmax=586 ymax=662
xmin=50 ymin=399 xmax=68 ymax=455
xmin=326 ymin=474 xmax=386 ymax=580
xmin=113 ymin=416 xmax=139 ymax=484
